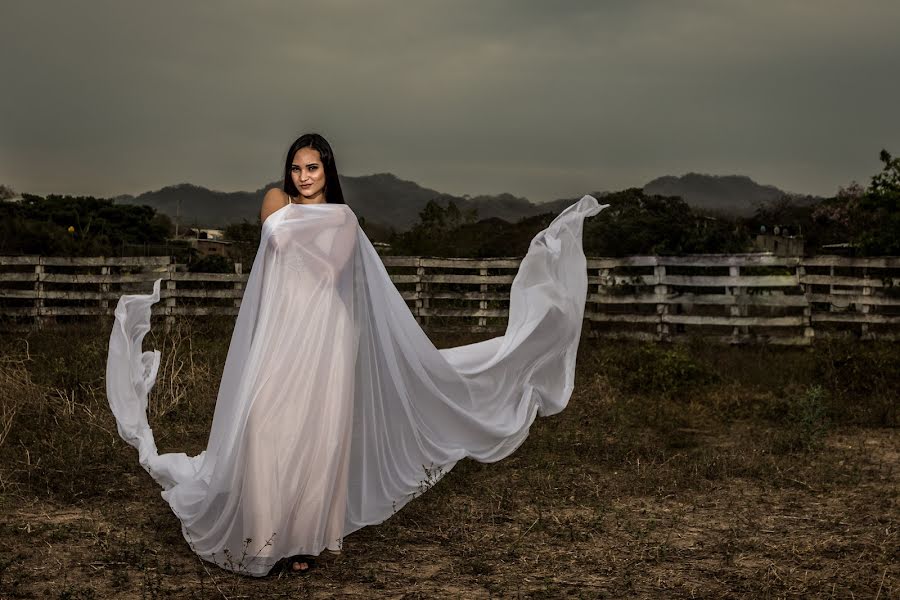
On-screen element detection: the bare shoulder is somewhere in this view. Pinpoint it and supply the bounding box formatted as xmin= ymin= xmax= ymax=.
xmin=260 ymin=188 xmax=289 ymax=224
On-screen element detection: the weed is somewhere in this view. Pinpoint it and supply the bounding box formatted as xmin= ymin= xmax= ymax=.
xmin=0 ymin=346 xmax=41 ymax=449
xmin=147 ymin=317 xmax=213 ymax=420
xmin=607 ymin=342 xmax=717 ymax=401
xmin=815 ymin=339 xmax=899 ymax=426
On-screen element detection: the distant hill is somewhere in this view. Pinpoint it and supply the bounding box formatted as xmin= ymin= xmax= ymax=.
xmin=113 ymin=173 xmax=587 ymax=231
xmin=113 ymin=183 xmax=263 ymax=230
xmin=112 ymin=171 xmax=819 ymax=230
xmin=643 ymin=173 xmax=818 ymax=217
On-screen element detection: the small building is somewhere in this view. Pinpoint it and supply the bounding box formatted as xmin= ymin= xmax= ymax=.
xmin=754 ymin=234 xmax=804 ymax=256
xmin=754 ymin=225 xmax=804 ymax=256
xmin=819 ymin=242 xmax=856 ymax=257
xmin=172 ymin=228 xmax=233 ymax=258
xmin=371 ymin=241 xmax=392 ymax=255
xmin=194 ymin=238 xmax=232 ymax=258
xmin=185 ymin=228 xmax=226 ymax=241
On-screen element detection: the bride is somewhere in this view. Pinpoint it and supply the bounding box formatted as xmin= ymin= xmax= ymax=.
xmin=106 ymin=133 xmax=607 ymax=577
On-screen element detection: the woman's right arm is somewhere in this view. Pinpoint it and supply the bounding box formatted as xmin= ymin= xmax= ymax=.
xmin=260 ymin=188 xmax=287 ymax=225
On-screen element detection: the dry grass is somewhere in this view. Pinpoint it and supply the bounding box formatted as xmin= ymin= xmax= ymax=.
xmin=149 ymin=318 xmax=213 ymax=421
xmin=0 ymin=349 xmax=34 ymax=449
xmin=0 ymin=319 xmax=897 ymax=599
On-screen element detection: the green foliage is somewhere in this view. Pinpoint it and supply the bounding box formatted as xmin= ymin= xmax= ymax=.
xmin=0 ymin=194 xmax=172 ymax=256
xmin=584 ymin=189 xmax=750 ymax=256
xmin=388 ymin=199 xmax=479 ymax=256
xmin=771 ymin=385 xmax=831 ymax=454
xmin=223 ymin=220 xmax=261 ymax=245
xmin=189 ymin=255 xmax=234 ymax=273
xmin=814 ymin=340 xmax=899 ymax=426
xmin=223 ymin=220 xmax=261 ymax=268
xmin=5 ymin=148 xmax=895 ymax=260
xmin=802 ymin=150 xmax=900 ymax=255
xmin=607 ymin=342 xmax=718 ymax=400
xmin=750 ymin=194 xmax=847 ymax=251
xmin=391 ymin=189 xmax=750 ymax=257
xmin=854 ymin=150 xmax=900 ymax=255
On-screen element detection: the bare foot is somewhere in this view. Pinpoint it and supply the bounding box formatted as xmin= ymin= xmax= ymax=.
xmin=291 ymin=559 xmax=309 ymax=572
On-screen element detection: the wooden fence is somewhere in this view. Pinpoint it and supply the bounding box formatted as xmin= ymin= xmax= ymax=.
xmin=2 ymin=254 xmax=899 ymax=344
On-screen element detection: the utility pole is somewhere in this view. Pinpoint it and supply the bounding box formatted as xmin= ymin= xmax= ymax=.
xmin=175 ymin=197 xmax=182 ymax=237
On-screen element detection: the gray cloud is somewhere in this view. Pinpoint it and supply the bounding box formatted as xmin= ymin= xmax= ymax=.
xmin=1 ymin=0 xmax=899 ymax=202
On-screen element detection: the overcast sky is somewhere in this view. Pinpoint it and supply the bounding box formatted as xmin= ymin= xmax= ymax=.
xmin=2 ymin=1 xmax=899 ymax=203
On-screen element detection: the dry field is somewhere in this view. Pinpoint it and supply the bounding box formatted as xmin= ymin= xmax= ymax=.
xmin=0 ymin=318 xmax=897 ymax=599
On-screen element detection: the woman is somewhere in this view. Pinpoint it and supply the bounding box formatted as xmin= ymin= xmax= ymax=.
xmin=251 ymin=133 xmax=354 ymax=573
xmin=106 ymin=133 xmax=607 ymax=577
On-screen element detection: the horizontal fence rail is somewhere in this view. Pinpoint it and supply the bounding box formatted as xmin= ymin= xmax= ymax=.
xmin=2 ymin=254 xmax=899 ymax=344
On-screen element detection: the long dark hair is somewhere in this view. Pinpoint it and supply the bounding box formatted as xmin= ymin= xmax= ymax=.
xmin=282 ymin=133 xmax=345 ymax=204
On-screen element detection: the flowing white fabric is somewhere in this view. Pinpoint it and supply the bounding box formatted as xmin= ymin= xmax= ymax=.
xmin=106 ymin=194 xmax=606 ymax=576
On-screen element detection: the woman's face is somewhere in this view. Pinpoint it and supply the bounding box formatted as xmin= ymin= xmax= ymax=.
xmin=290 ymin=147 xmax=327 ymax=202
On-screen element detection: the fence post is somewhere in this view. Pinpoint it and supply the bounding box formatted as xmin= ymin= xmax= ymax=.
xmin=860 ymin=266 xmax=871 ymax=339
xmin=415 ymin=259 xmax=426 ymax=325
xmin=654 ymin=263 xmax=669 ymax=341
xmin=729 ymin=265 xmax=748 ymax=339
xmin=165 ymin=261 xmax=176 ymax=333
xmin=594 ymin=266 xmax=612 ymax=340
xmin=100 ymin=265 xmax=110 ymax=314
xmin=828 ymin=264 xmax=836 ymax=311
xmin=798 ymin=263 xmax=815 ymax=341
xmin=233 ymin=262 xmax=243 ymax=309
xmin=478 ymin=267 xmax=488 ymax=329
xmin=33 ymin=259 xmax=45 ymax=330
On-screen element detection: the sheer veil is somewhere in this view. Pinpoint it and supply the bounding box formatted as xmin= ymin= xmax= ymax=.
xmin=106 ymin=194 xmax=607 ymax=575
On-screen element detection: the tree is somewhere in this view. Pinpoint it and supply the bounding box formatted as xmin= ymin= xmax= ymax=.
xmin=806 ymin=182 xmax=863 ymax=251
xmin=385 ymin=189 xmax=754 ymax=258
xmin=855 ymin=150 xmax=900 ymax=255
xmin=224 ymin=220 xmax=262 ymax=268
xmin=582 ymin=189 xmax=749 ymax=256
xmin=0 ymin=194 xmax=174 ymax=256
xmin=189 ymin=254 xmax=233 ymax=273
xmin=389 ymin=199 xmax=478 ymax=256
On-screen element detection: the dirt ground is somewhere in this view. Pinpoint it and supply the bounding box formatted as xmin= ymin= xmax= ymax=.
xmin=1 ymin=426 xmax=896 ymax=599
xmin=0 ymin=324 xmax=897 ymax=598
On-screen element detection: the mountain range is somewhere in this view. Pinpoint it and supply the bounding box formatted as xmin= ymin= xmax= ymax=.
xmin=113 ymin=172 xmax=820 ymax=231
xmin=643 ymin=173 xmax=818 ymax=217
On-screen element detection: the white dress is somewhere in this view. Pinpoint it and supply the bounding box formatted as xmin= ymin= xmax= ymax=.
xmin=106 ymin=194 xmax=606 ymax=576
